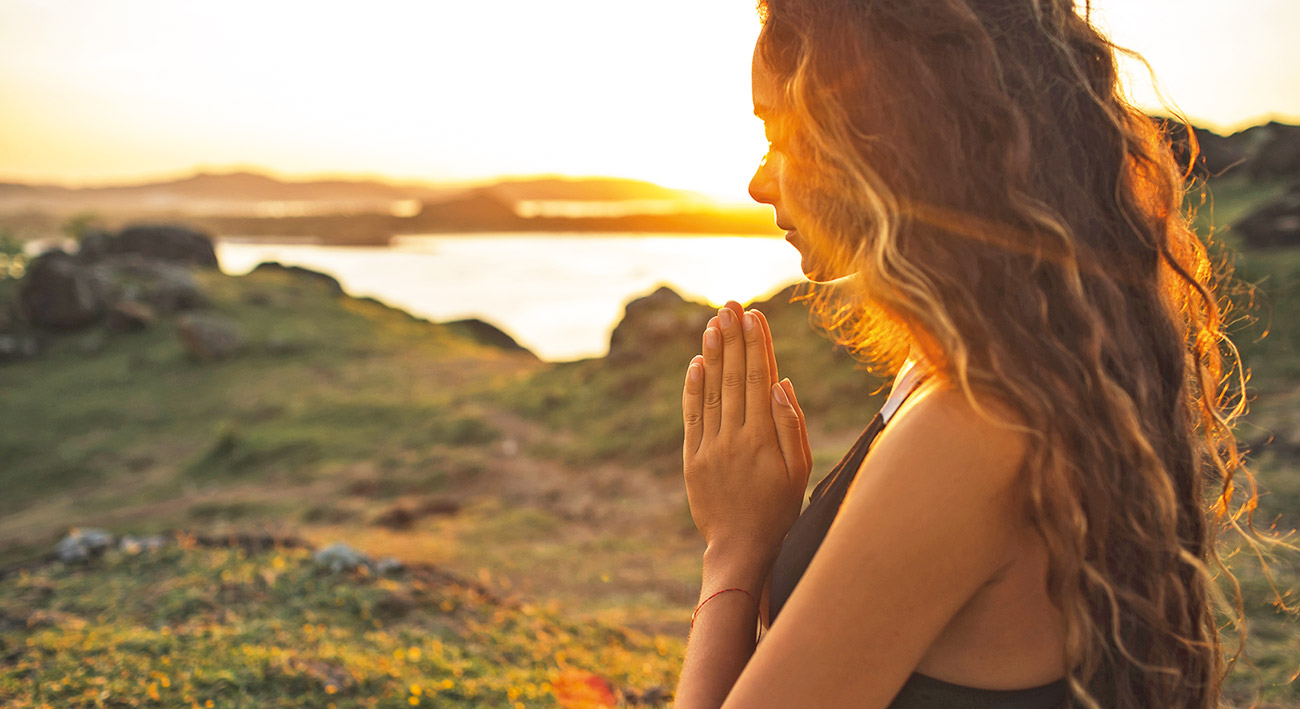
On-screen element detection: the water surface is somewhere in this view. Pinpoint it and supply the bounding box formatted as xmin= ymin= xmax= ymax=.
xmin=216 ymin=233 xmax=804 ymax=361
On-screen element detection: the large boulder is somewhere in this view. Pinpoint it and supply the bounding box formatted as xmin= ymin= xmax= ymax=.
xmin=77 ymin=223 xmax=219 ymax=268
xmin=606 ymin=286 xmax=713 ymax=364
xmin=1239 ymin=122 xmax=1300 ymax=180
xmin=249 ymin=261 xmax=343 ymax=294
xmin=106 ymin=299 xmax=156 ymax=333
xmin=96 ymin=254 xmax=206 ymax=313
xmin=1159 ymin=119 xmax=1249 ymax=178
xmin=1159 ymin=119 xmax=1300 ymax=180
xmin=1234 ymin=185 xmax=1300 ymax=249
xmin=74 ymin=228 xmax=116 ymax=262
xmin=177 ymin=313 xmax=246 ymax=361
xmin=17 ymin=250 xmax=115 ymax=330
xmin=445 ymin=318 xmax=531 ymax=354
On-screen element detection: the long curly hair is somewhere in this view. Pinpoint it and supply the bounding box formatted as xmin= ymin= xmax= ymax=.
xmin=754 ymin=0 xmax=1298 ymax=706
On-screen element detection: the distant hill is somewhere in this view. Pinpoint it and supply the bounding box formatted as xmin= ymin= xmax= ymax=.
xmin=0 ymin=171 xmax=712 ymax=221
xmin=1156 ymin=118 xmax=1300 ymax=180
xmin=7 ymin=117 xmax=1294 ymax=246
xmin=483 ymin=176 xmax=708 ymax=203
xmin=0 ymin=170 xmax=780 ymax=243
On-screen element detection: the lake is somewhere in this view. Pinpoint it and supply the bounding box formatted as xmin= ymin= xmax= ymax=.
xmin=216 ymin=233 xmax=805 ymax=362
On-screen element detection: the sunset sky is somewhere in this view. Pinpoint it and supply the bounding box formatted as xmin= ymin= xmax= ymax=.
xmin=1 ymin=0 xmax=1297 ymax=202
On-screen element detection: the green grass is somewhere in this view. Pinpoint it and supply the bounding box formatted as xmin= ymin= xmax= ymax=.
xmin=0 ymin=543 xmax=682 ymax=708
xmin=0 ymin=267 xmax=533 ymax=531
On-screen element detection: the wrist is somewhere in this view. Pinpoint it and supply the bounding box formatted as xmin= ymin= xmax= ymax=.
xmin=702 ymin=543 xmax=772 ymax=596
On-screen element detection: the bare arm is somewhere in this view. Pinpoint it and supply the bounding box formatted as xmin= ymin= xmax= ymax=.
xmin=721 ymin=383 xmax=1028 ymax=707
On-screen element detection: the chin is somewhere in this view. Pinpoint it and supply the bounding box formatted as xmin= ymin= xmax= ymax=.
xmin=789 ymin=230 xmax=853 ymax=283
xmin=800 ymin=256 xmax=855 ymax=284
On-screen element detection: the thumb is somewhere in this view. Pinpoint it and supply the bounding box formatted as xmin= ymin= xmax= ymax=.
xmin=770 ymin=382 xmax=809 ymax=484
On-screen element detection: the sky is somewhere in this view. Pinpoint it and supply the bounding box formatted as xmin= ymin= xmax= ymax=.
xmin=1 ymin=0 xmax=1297 ymax=202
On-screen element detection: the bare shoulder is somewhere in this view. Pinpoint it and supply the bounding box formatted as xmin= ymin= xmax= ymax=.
xmin=843 ymin=377 xmax=1035 ymax=544
xmin=871 ymin=377 xmax=1031 ymax=491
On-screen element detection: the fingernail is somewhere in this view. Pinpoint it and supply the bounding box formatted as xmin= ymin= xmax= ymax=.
xmin=705 ymin=328 xmax=719 ymax=350
xmin=772 ymin=383 xmax=789 ymax=406
xmin=688 ymin=363 xmax=701 ymax=383
xmin=718 ymin=308 xmax=734 ymax=329
xmin=743 ymin=312 xmax=757 ymax=331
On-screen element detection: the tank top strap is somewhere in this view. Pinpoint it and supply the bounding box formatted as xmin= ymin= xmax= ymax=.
xmin=879 ymin=356 xmax=928 ymax=425
xmin=807 ymin=357 xmax=929 ymax=505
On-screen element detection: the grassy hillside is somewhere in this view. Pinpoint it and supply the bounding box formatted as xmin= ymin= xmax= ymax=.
xmin=0 ymin=540 xmax=680 ymax=708
xmin=0 ymin=173 xmax=1298 ymax=705
xmin=0 ymin=265 xmax=541 ymax=559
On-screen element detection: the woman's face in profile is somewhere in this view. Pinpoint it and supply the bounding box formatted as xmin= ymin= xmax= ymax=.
xmin=749 ymin=44 xmax=851 ymax=284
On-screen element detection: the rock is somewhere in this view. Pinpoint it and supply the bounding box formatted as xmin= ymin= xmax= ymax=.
xmin=1159 ymin=119 xmax=1300 ymax=180
xmin=373 ymin=589 xmax=414 ymax=617
xmin=418 ymin=499 xmax=461 ymax=517
xmin=0 ymin=334 xmax=40 ymax=362
xmin=375 ymin=558 xmax=405 ymax=576
xmin=264 ymin=335 xmax=306 ymax=355
xmin=606 ymin=286 xmax=713 ymax=364
xmin=17 ymin=250 xmax=114 ymax=330
xmin=311 ymin=542 xmax=372 ymax=573
xmin=1239 ymin=121 xmax=1300 ymax=180
xmin=250 ymin=261 xmax=344 ymax=294
xmin=79 ymin=223 xmax=219 ymax=268
xmin=73 ymin=228 xmax=116 ymax=263
xmin=373 ymin=505 xmax=417 ymax=530
xmin=96 ymin=254 xmax=206 ymax=313
xmin=1158 ymin=119 xmax=1249 ymax=178
xmin=242 ymin=290 xmax=274 ymax=307
xmin=1235 ymin=185 xmax=1300 ymax=249
xmin=119 ymin=535 xmax=167 ymax=555
xmin=445 ymin=318 xmax=531 ymax=353
xmin=177 ymin=313 xmax=246 ymax=361
xmin=55 ymin=528 xmax=114 ymax=564
xmin=107 ymin=299 xmax=156 ymax=333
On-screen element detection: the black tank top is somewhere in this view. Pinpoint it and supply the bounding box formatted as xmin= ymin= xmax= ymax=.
xmin=766 ymin=379 xmax=1072 ymax=708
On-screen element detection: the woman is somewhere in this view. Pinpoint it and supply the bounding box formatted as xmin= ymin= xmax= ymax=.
xmin=673 ymin=1 xmax=1291 ymax=707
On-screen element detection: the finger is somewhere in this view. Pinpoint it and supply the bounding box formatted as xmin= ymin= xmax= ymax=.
xmin=742 ymin=310 xmax=772 ymax=426
xmin=683 ymin=355 xmax=705 ymax=457
xmin=702 ymin=326 xmax=723 ymax=436
xmin=718 ymin=305 xmax=746 ymax=429
xmin=781 ymin=379 xmax=813 ymax=476
xmin=770 ymin=382 xmax=809 ymax=484
xmin=752 ymin=309 xmax=778 ymax=388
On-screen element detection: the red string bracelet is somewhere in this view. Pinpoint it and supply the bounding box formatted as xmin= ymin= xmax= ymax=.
xmin=691 ymin=587 xmax=759 ymax=630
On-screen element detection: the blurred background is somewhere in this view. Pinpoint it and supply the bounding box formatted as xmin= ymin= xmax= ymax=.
xmin=0 ymin=1 xmax=1297 ymax=707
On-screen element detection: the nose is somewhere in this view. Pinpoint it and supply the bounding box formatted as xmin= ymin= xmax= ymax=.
xmin=748 ymin=153 xmax=779 ymax=206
